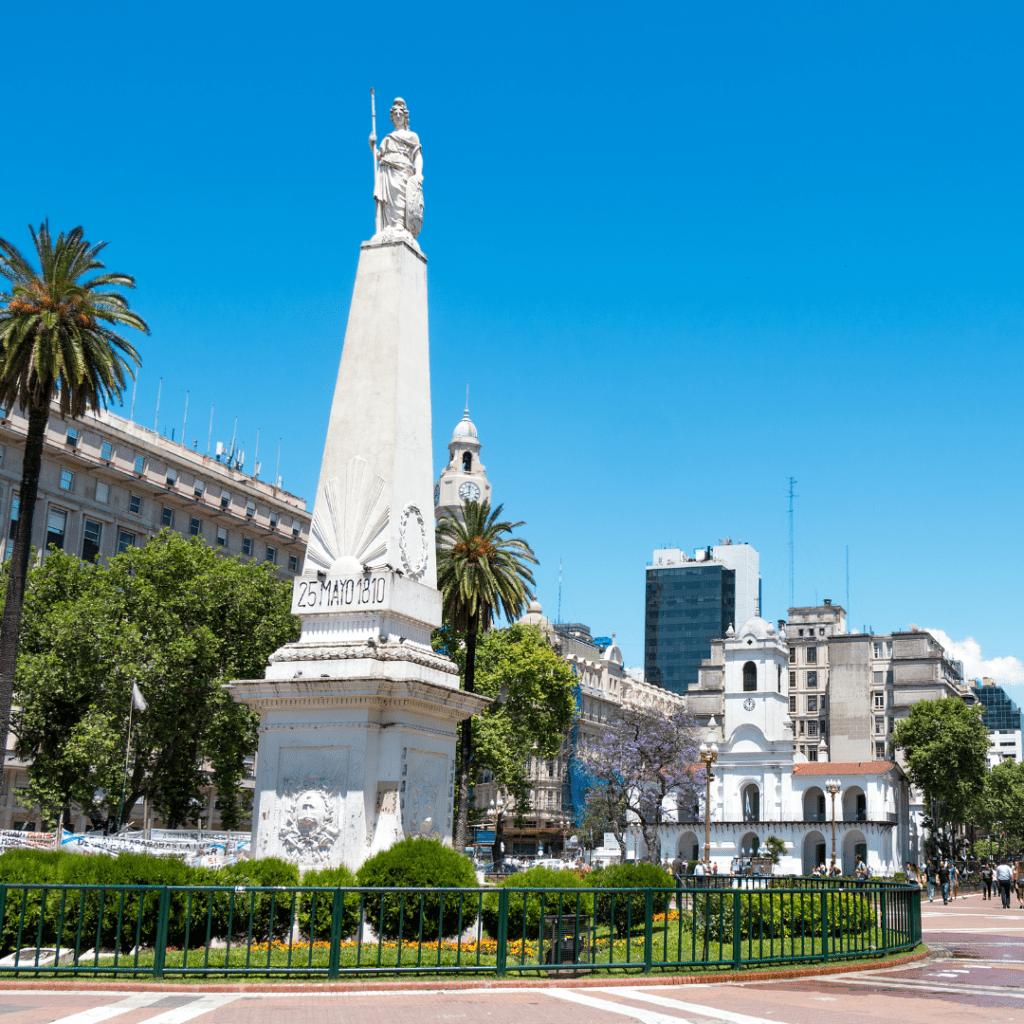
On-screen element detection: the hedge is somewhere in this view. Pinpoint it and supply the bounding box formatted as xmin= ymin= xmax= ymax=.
xmin=587 ymin=863 xmax=674 ymax=937
xmin=481 ymin=866 xmax=592 ymax=941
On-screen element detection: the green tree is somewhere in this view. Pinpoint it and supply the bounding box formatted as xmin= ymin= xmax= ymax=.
xmin=457 ymin=624 xmax=576 ymax=865
xmin=11 ymin=532 xmax=299 ymax=829
xmin=893 ymin=696 xmax=988 ymax=857
xmin=975 ymin=759 xmax=1024 ymax=855
xmin=0 ymin=222 xmax=147 ymax=754
xmin=436 ymin=501 xmax=537 ymax=851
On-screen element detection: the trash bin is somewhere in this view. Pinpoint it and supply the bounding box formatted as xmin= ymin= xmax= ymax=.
xmin=541 ymin=913 xmax=591 ymax=965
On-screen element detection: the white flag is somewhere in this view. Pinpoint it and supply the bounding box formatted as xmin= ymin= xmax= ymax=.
xmin=131 ymin=682 xmax=148 ymax=712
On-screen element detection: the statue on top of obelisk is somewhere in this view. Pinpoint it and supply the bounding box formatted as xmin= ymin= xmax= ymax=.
xmin=369 ymin=95 xmax=424 ymax=246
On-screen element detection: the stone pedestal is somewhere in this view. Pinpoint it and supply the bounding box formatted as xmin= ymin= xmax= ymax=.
xmin=227 ymin=237 xmax=488 ymax=870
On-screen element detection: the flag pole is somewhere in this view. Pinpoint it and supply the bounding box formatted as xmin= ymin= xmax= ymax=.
xmin=114 ymin=685 xmax=135 ymax=833
xmin=371 ymin=88 xmax=381 ymax=234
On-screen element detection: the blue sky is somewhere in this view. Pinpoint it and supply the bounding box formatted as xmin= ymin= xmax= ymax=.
xmin=5 ymin=2 xmax=1024 ymax=688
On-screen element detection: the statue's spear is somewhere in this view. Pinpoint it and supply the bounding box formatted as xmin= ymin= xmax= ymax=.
xmin=370 ymin=88 xmax=380 ymax=233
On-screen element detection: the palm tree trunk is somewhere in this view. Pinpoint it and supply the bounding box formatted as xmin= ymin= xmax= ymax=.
xmin=0 ymin=402 xmax=50 ymax=752
xmin=453 ymin=615 xmax=479 ymax=851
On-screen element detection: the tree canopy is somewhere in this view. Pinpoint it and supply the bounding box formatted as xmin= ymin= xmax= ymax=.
xmin=579 ymin=705 xmax=703 ymax=865
xmin=10 ymin=531 xmax=298 ymax=829
xmin=892 ymin=695 xmax=988 ymax=856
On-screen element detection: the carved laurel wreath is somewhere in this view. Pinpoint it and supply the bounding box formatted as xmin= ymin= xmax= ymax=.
xmin=399 ymin=504 xmax=428 ymax=580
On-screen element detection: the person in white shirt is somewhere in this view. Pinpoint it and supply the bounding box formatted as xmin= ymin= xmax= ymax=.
xmin=996 ymin=857 xmax=1014 ymax=908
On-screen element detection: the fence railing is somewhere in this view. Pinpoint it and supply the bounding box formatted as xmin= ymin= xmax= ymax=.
xmin=0 ymin=879 xmax=921 ymax=980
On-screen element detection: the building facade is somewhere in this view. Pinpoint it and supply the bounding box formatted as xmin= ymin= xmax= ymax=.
xmin=973 ymin=678 xmax=1023 ymax=767
xmin=0 ymin=401 xmax=311 ymax=832
xmin=644 ymin=542 xmax=760 ymax=694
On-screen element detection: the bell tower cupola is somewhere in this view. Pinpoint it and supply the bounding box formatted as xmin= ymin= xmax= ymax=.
xmin=434 ymin=395 xmax=492 ymax=520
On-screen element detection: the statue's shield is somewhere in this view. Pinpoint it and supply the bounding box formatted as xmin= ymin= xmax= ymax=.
xmin=405 ymin=177 xmax=424 ymax=238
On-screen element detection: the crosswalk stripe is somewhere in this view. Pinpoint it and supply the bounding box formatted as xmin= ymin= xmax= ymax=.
xmin=593 ymin=989 xmax=789 ymax=1024
xmin=45 ymin=995 xmax=172 ymax=1024
xmin=140 ymin=994 xmax=241 ymax=1024
xmin=547 ymin=989 xmax=693 ymax=1024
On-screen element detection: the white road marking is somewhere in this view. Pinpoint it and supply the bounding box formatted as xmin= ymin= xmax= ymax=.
xmin=826 ymin=976 xmax=1024 ymax=999
xmin=591 ymin=989 xmax=790 ymax=1024
xmin=546 ymin=990 xmax=691 ymax=1024
xmin=141 ymin=995 xmax=242 ymax=1024
xmin=46 ymin=995 xmax=178 ymax=1024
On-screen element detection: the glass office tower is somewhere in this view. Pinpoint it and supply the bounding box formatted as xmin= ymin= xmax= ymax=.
xmin=972 ymin=683 xmax=1021 ymax=732
xmin=645 ymin=562 xmax=736 ymax=694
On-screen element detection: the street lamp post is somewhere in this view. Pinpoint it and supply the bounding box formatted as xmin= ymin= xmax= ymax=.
xmin=698 ymin=717 xmax=720 ymax=874
xmin=825 ymin=778 xmax=842 ymax=874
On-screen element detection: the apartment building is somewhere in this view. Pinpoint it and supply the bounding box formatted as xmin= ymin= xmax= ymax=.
xmin=0 ymin=401 xmax=311 ymax=831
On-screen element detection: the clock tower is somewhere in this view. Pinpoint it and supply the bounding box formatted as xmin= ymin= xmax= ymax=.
xmin=435 ymin=405 xmax=492 ymax=520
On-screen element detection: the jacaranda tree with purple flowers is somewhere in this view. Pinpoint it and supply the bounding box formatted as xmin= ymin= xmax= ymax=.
xmin=580 ymin=705 xmax=703 ymax=864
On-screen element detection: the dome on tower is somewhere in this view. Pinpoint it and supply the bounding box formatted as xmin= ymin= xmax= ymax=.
xmin=602 ymin=634 xmax=623 ymax=667
xmin=736 ymin=616 xmax=777 ymax=641
xmin=450 ymin=411 xmax=478 ymax=443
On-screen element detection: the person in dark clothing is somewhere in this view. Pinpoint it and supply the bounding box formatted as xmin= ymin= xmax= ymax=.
xmin=938 ymin=860 xmax=951 ymax=904
xmin=982 ymin=861 xmax=994 ymax=900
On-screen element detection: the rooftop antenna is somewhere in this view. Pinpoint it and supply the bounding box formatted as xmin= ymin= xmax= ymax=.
xmin=181 ymin=390 xmax=189 ymax=446
xmin=465 ymin=380 xmax=470 ymax=413
xmin=129 ymin=375 xmax=138 ymax=424
xmin=275 ymin=439 xmax=282 ymax=488
xmin=787 ymin=477 xmax=798 ymax=610
xmin=229 ymin=417 xmax=237 ymax=461
xmin=253 ymin=427 xmax=260 ymax=477
xmin=154 ymin=377 xmax=162 ymax=433
xmin=557 ymin=558 xmax=563 ymax=625
xmin=206 ymin=404 xmax=214 ymax=456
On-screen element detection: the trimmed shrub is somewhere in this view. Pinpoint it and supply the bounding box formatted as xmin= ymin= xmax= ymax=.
xmin=481 ymin=866 xmax=592 ymax=941
xmin=298 ymin=865 xmax=361 ymax=940
xmin=587 ymin=863 xmax=674 ymax=937
xmin=208 ymin=858 xmax=300 ymax=943
xmin=782 ymin=890 xmax=873 ymax=938
xmin=356 ymin=837 xmax=478 ymax=940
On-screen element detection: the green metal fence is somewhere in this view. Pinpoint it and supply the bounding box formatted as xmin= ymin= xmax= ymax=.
xmin=0 ymin=878 xmax=920 ymax=980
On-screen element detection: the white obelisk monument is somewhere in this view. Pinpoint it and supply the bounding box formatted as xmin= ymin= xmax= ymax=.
xmin=228 ymin=96 xmax=488 ymax=870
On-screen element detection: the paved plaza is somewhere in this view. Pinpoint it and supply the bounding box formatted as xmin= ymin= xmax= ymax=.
xmin=0 ymin=893 xmax=1018 ymax=1024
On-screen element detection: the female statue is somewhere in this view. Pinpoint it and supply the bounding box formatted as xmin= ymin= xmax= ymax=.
xmin=369 ymin=97 xmax=424 ymax=240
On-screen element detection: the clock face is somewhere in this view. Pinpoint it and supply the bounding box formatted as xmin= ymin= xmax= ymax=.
xmin=743 ymin=697 xmax=756 ymax=712
xmin=434 ymin=484 xmax=440 ymax=507
xmin=459 ymin=481 xmax=481 ymax=502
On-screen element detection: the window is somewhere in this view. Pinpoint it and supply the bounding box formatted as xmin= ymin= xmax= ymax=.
xmin=220 ymin=492 xmax=231 ymax=510
xmin=873 ymin=642 xmax=883 ymax=658
xmin=129 ymin=493 xmax=142 ymax=515
xmin=166 ymin=468 xmax=177 ymax=487
xmin=742 ymin=661 xmax=757 ymax=691
xmin=886 ymin=641 xmax=893 ymax=657
xmin=873 ymin=692 xmax=885 ymax=709
xmin=875 ymin=742 xmax=885 ymax=759
xmin=806 ymin=646 xmax=817 ymax=663
xmin=789 ymin=695 xmax=796 ymax=712
xmin=288 ymin=555 xmax=298 ymax=572
xmin=133 ymin=455 xmax=145 ymax=475
xmin=799 ymin=720 xmax=805 ymax=734
xmin=789 ymin=647 xmax=796 ymax=663
xmin=789 ymin=671 xmax=796 ymax=688
xmin=161 ymin=506 xmax=174 ymax=527
xmin=216 ymin=527 xmax=227 ymax=547
xmin=60 ymin=469 xmax=74 ymax=491
xmin=6 ymin=496 xmax=18 ymax=551
xmin=193 ymin=479 xmax=205 ymax=499
xmin=270 ymin=512 xmax=279 ymax=529
xmin=100 ymin=441 xmax=113 ymax=461
xmin=66 ymin=427 xmax=78 ymax=448
xmin=46 ymin=509 xmax=67 ymax=551
xmin=265 ymin=546 xmax=276 ymax=564
xmin=807 ymin=720 xmax=818 ymax=737
xmin=462 ymin=452 xmax=472 ymax=472
xmin=889 ymin=717 xmax=895 ymax=734
xmin=246 ymin=501 xmax=255 ymax=518
xmin=875 ymin=716 xmax=885 ymax=734
xmin=742 ymin=785 xmax=760 ymax=822
xmin=807 ymin=670 xmax=817 ymax=688
xmin=190 ymin=517 xmax=202 ymax=537
xmin=117 ymin=531 xmax=135 ymax=554
xmin=82 ymin=520 xmax=102 ymax=562
xmin=242 ymin=537 xmax=252 ymax=556
xmin=807 ymin=747 xmax=818 ymax=761
xmin=819 ymin=627 xmax=825 ymax=636
xmin=798 ymin=629 xmax=804 ymax=637
xmin=807 ymin=695 xmax=818 ymax=712
xmin=292 ymin=521 xmax=300 ymax=538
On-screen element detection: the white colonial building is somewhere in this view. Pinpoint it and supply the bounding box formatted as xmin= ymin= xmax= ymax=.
xmin=628 ymin=616 xmax=911 ymax=876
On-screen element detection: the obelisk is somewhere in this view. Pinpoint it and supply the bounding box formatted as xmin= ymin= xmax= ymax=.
xmin=227 ymin=96 xmax=488 ymax=870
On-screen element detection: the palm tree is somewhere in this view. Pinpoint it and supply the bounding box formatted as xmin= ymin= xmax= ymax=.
xmin=436 ymin=500 xmax=537 ymax=851
xmin=0 ymin=222 xmax=147 ymax=750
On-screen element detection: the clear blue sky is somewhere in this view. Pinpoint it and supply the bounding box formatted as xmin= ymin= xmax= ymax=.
xmin=5 ymin=2 xmax=1024 ymax=688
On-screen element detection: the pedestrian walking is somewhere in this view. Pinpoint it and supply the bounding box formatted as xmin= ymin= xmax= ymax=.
xmin=996 ymin=856 xmax=1013 ymax=908
xmin=905 ymin=862 xmax=921 ymax=889
xmin=671 ymin=853 xmax=683 ymax=879
xmin=1016 ymin=863 xmax=1024 ymax=909
xmin=855 ymin=855 xmax=868 ymax=885
xmin=951 ymin=861 xmax=960 ymax=900
xmin=938 ymin=859 xmax=951 ymax=904
xmin=982 ymin=861 xmax=994 ymax=900
xmin=926 ymin=859 xmax=938 ymax=902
